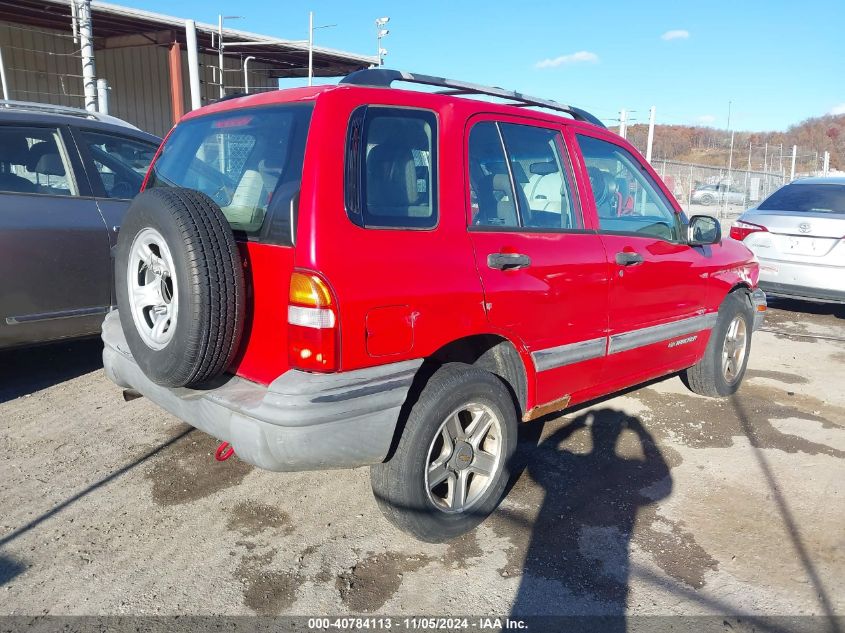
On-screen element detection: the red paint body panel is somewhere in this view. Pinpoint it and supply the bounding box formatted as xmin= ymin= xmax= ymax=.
xmin=148 ymin=83 xmax=761 ymax=413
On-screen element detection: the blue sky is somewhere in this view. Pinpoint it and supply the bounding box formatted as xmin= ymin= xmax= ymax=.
xmin=120 ymin=0 xmax=845 ymax=131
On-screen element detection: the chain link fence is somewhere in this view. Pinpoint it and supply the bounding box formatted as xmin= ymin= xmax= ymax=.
xmin=651 ymin=159 xmax=785 ymax=220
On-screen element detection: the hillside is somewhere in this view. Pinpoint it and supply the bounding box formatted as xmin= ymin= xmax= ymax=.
xmin=620 ymin=113 xmax=845 ymax=173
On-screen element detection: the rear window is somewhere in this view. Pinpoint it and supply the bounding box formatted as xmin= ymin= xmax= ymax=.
xmin=345 ymin=106 xmax=437 ymax=229
xmin=758 ymin=183 xmax=845 ymax=214
xmin=146 ymin=104 xmax=313 ymax=245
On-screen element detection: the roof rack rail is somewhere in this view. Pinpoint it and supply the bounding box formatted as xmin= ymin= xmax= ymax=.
xmin=340 ymin=69 xmax=605 ymax=128
xmin=0 ymin=99 xmax=139 ymax=130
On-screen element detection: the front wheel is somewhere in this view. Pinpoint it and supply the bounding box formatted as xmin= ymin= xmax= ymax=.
xmin=682 ymin=291 xmax=753 ymax=397
xmin=370 ymin=363 xmax=518 ymax=542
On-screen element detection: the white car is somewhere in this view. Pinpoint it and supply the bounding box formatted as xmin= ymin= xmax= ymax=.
xmin=731 ymin=177 xmax=845 ymax=303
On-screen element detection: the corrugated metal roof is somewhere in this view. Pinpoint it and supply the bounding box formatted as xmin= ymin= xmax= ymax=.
xmin=0 ymin=0 xmax=377 ymax=77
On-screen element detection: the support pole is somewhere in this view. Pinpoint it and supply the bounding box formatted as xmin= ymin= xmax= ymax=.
xmin=96 ymin=78 xmax=109 ymax=114
xmin=168 ymin=41 xmax=184 ymax=123
xmin=645 ymin=105 xmax=656 ymax=163
xmin=823 ymin=151 xmax=830 ymax=176
xmin=77 ymin=0 xmax=98 ymax=112
xmin=243 ymin=56 xmax=255 ymax=94
xmin=0 ymin=46 xmax=9 ymax=100
xmin=308 ymin=11 xmax=314 ymax=87
xmin=618 ymin=109 xmax=628 ymax=139
xmin=790 ymin=144 xmax=797 ymax=181
xmin=185 ymin=20 xmax=201 ymax=110
xmin=217 ymin=14 xmax=225 ymax=98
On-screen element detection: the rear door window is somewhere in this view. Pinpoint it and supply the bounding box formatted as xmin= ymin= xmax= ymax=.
xmin=345 ymin=106 xmax=437 ymax=229
xmin=0 ymin=125 xmax=77 ymax=196
xmin=146 ymin=104 xmax=313 ymax=245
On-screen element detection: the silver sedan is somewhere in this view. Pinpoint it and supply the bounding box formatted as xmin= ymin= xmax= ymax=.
xmin=730 ymin=177 xmax=845 ymax=303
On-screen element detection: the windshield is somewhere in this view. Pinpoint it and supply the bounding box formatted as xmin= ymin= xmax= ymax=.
xmin=758 ymin=183 xmax=845 ymax=214
xmin=146 ymin=103 xmax=313 ymax=244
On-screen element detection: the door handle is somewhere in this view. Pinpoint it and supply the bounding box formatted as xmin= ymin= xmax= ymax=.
xmin=615 ymin=251 xmax=644 ymax=266
xmin=488 ymin=252 xmax=531 ymax=271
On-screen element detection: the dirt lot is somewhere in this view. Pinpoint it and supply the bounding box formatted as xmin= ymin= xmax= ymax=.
xmin=1 ymin=299 xmax=843 ymax=619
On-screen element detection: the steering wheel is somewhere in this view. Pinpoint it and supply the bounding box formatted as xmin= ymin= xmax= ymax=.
xmin=587 ymin=167 xmax=609 ymax=207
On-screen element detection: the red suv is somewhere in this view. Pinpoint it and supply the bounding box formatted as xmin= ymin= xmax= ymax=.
xmin=103 ymin=69 xmax=766 ymax=542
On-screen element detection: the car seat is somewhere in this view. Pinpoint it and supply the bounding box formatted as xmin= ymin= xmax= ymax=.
xmin=0 ymin=131 xmax=37 ymax=193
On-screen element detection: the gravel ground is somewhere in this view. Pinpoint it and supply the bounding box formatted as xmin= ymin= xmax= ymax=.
xmin=0 ymin=298 xmax=843 ymax=619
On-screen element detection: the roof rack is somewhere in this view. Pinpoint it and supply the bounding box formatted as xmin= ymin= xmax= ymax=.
xmin=0 ymin=100 xmax=139 ymax=130
xmin=339 ymin=69 xmax=605 ymax=128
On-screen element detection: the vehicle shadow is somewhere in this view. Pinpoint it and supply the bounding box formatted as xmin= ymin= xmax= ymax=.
xmin=508 ymin=408 xmax=673 ymax=632
xmin=767 ymin=296 xmax=845 ymax=320
xmin=0 ymin=338 xmax=103 ymax=404
xmin=0 ymin=554 xmax=26 ymax=588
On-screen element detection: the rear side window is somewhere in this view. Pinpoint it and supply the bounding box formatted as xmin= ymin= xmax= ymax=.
xmin=146 ymin=104 xmax=313 ymax=245
xmin=0 ymin=125 xmax=77 ymax=196
xmin=345 ymin=106 xmax=437 ymax=229
xmin=758 ymin=183 xmax=845 ymax=213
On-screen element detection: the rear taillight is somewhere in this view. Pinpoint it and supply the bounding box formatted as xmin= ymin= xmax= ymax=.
xmin=288 ymin=271 xmax=338 ymax=372
xmin=730 ymin=220 xmax=768 ymax=241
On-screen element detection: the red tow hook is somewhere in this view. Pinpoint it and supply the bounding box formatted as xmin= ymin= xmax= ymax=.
xmin=215 ymin=441 xmax=235 ymax=462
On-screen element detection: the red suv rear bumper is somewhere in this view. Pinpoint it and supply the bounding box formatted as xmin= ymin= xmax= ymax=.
xmin=101 ymin=311 xmax=422 ymax=471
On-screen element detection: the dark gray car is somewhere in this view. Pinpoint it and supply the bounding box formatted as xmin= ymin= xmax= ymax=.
xmin=0 ymin=101 xmax=160 ymax=348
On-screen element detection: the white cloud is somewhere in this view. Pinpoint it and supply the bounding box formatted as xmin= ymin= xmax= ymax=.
xmin=696 ymin=114 xmax=716 ymax=124
xmin=829 ymin=103 xmax=845 ymax=115
xmin=535 ymin=51 xmax=599 ymax=69
xmin=661 ymin=29 xmax=690 ymax=41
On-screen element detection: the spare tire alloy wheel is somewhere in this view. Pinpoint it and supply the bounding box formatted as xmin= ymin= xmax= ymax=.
xmin=426 ymin=403 xmax=503 ymax=514
xmin=127 ymin=227 xmax=178 ymax=350
xmin=115 ymin=188 xmax=245 ymax=388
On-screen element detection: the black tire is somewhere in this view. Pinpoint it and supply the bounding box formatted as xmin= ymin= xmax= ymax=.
xmin=682 ymin=291 xmax=753 ymax=397
xmin=699 ymin=194 xmax=715 ymax=206
xmin=370 ymin=363 xmax=518 ymax=542
xmin=115 ymin=188 xmax=245 ymax=388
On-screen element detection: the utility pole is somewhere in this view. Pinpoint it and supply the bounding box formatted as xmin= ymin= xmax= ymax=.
xmin=217 ymin=14 xmax=225 ymax=97
xmin=619 ymin=109 xmax=628 ymax=139
xmin=645 ymin=106 xmax=656 ymax=163
xmin=308 ymin=12 xmax=314 ymax=87
xmin=763 ymin=142 xmax=768 ymax=172
xmin=77 ymin=0 xmax=97 ymax=112
xmin=790 ymin=145 xmax=797 ymax=181
xmin=823 ymin=151 xmax=830 ymax=176
xmin=723 ymin=130 xmax=734 ymax=218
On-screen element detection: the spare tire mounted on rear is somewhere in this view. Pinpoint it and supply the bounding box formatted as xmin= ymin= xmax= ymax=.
xmin=115 ymin=187 xmax=245 ymax=388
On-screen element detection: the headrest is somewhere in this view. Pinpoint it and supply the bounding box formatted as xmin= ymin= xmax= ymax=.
xmin=366 ymin=143 xmax=417 ymax=208
xmin=492 ymin=173 xmax=512 ymax=192
xmin=35 ymin=153 xmax=66 ymax=177
xmin=366 ymin=118 xmax=430 ymax=149
xmin=27 ymin=141 xmax=60 ymax=172
xmin=530 ymin=161 xmax=558 ymax=176
xmin=0 ymin=131 xmax=31 ymax=165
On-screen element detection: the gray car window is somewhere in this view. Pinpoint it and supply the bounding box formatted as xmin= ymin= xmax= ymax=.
xmin=758 ymin=183 xmax=845 ymax=213
xmin=0 ymin=126 xmax=77 ymax=196
xmin=80 ymin=131 xmax=158 ymax=200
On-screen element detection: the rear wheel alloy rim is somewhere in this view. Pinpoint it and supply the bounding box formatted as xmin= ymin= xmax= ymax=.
xmin=721 ymin=315 xmax=747 ymax=384
xmin=127 ymin=228 xmax=178 ymax=350
xmin=425 ymin=402 xmax=503 ymax=514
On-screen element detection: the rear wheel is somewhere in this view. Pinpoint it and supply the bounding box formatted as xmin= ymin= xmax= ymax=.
xmin=699 ymin=193 xmax=715 ymax=206
xmin=370 ymin=363 xmax=517 ymax=542
xmin=115 ymin=188 xmax=245 ymax=388
xmin=682 ymin=291 xmax=753 ymax=397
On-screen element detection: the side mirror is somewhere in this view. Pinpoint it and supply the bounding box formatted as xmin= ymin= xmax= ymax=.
xmin=687 ymin=214 xmax=721 ymax=246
